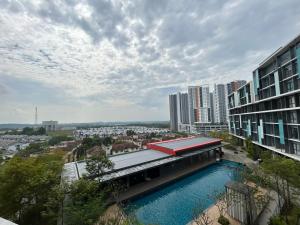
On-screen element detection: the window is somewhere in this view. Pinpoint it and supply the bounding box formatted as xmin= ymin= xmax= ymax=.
xmin=290 ymin=126 xmax=299 ymax=139
xmin=288 ymin=111 xmax=297 ymax=123
xmin=287 ymin=80 xmax=294 ymax=92
xmin=282 ymin=64 xmax=293 ymax=79
xmin=279 ymin=50 xmax=291 ymax=65
xmin=292 ymin=142 xmax=300 ymax=156
xmin=288 ymin=96 xmax=296 ymax=108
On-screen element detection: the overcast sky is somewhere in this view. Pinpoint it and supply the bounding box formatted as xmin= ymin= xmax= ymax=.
xmin=0 ymin=0 xmax=300 ymax=123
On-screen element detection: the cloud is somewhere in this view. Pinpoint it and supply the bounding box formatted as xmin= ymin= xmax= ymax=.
xmin=0 ymin=0 xmax=300 ymax=122
xmin=0 ymin=83 xmax=9 ymax=96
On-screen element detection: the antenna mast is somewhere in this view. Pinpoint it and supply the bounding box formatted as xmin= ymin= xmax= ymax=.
xmin=35 ymin=106 xmax=38 ymax=125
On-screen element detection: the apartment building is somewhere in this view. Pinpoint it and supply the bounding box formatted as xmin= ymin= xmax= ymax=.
xmin=213 ymin=84 xmax=228 ymax=124
xmin=228 ymin=35 xmax=300 ymax=160
xmin=227 ymin=80 xmax=247 ymax=95
xmin=169 ymin=92 xmax=190 ymax=132
xmin=169 ymin=94 xmax=178 ymax=131
xmin=188 ymin=85 xmax=212 ymax=124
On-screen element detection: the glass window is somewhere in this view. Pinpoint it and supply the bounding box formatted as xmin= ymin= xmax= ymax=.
xmin=288 ymin=111 xmax=297 ymax=123
xmin=282 ymin=64 xmax=293 ymax=79
xmin=292 ymin=142 xmax=300 ymax=156
xmin=288 ymin=96 xmax=296 ymax=108
xmin=290 ymin=126 xmax=299 ymax=139
xmin=287 ymin=80 xmax=294 ymax=92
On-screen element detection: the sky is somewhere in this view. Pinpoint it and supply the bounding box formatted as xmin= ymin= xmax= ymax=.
xmin=0 ymin=0 xmax=300 ymax=123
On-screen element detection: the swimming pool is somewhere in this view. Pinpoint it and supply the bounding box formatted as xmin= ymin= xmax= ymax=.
xmin=125 ymin=160 xmax=243 ymax=225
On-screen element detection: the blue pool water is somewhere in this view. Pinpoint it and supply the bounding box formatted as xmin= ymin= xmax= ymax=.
xmin=125 ymin=160 xmax=243 ymax=225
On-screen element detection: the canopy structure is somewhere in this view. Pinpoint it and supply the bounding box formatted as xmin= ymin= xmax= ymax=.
xmin=147 ymin=136 xmax=222 ymax=155
xmin=62 ymin=136 xmax=223 ymax=183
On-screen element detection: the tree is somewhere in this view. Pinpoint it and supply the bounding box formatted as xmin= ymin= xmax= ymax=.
xmin=126 ymin=130 xmax=135 ymax=136
xmin=76 ymin=137 xmax=104 ymax=160
xmin=0 ymin=153 xmax=64 ymax=225
xmin=261 ymin=157 xmax=300 ymax=223
xmin=48 ymin=135 xmax=72 ymax=146
xmin=107 ymin=180 xmax=126 ymax=204
xmin=209 ymin=191 xmax=228 ymax=217
xmin=21 ymin=127 xmax=46 ymax=135
xmin=36 ymin=127 xmax=46 ymax=135
xmin=218 ymin=215 xmax=230 ymax=225
xmin=17 ymin=142 xmax=46 ymax=157
xmin=245 ymin=137 xmax=255 ymax=159
xmin=192 ymin=200 xmax=213 ymax=225
xmin=64 ymin=179 xmax=106 ymax=225
xmin=268 ymin=216 xmax=287 ymax=225
xmin=98 ymin=201 xmax=143 ymax=225
xmin=85 ymin=151 xmax=114 ymax=182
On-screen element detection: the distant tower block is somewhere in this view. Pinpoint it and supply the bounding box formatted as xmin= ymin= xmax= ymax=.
xmin=35 ymin=107 xmax=38 ymax=125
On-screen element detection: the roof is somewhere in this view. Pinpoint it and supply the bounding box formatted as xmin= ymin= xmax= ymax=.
xmin=100 ymin=156 xmax=181 ymax=182
xmin=76 ymin=149 xmax=170 ymax=174
xmin=147 ymin=136 xmax=222 ymax=155
xmin=0 ymin=217 xmax=18 ymax=225
xmin=62 ymin=149 xmax=172 ymax=183
xmin=256 ymin=33 xmax=300 ymax=69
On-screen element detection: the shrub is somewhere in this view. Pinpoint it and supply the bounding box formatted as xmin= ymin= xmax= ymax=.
xmin=268 ymin=216 xmax=287 ymax=225
xmin=48 ymin=135 xmax=72 ymax=146
xmin=218 ymin=215 xmax=230 ymax=225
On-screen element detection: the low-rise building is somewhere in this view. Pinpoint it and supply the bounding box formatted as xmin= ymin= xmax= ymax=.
xmin=42 ymin=120 xmax=58 ymax=132
xmin=194 ymin=123 xmax=229 ymax=135
xmin=62 ymin=136 xmax=223 ymax=197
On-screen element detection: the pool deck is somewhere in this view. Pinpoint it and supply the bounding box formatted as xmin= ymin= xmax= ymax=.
xmin=117 ymin=159 xmax=216 ymax=202
xmin=222 ymin=145 xmax=256 ymax=168
xmin=189 ymin=201 xmax=241 ymax=225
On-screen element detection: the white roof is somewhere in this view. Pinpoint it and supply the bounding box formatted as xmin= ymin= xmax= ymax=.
xmin=0 ymin=217 xmax=18 ymax=225
xmin=62 ymin=149 xmax=174 ymax=183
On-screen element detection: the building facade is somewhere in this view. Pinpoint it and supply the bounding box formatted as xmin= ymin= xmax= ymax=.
xmin=227 ymin=80 xmax=247 ymax=95
xmin=213 ymin=84 xmax=228 ymax=124
xmin=188 ymin=85 xmax=211 ymax=125
xmin=228 ymin=35 xmax=300 ymax=161
xmin=169 ymin=92 xmax=190 ymax=132
xmin=169 ymin=94 xmax=178 ymax=132
xmin=195 ymin=123 xmax=228 ymax=135
xmin=210 ymin=92 xmax=215 ymax=123
xmin=42 ymin=120 xmax=58 ymax=132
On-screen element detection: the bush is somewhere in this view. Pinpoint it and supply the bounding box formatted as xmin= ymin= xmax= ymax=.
xmin=64 ymin=179 xmax=106 ymax=225
xmin=48 ymin=135 xmax=72 ymax=146
xmin=268 ymin=216 xmax=287 ymax=225
xmin=218 ymin=215 xmax=230 ymax=225
xmin=17 ymin=142 xmax=46 ymax=157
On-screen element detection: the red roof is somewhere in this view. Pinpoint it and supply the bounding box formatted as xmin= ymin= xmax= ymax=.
xmin=147 ymin=136 xmax=221 ymax=156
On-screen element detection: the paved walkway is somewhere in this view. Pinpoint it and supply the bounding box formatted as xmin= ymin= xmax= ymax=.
xmin=188 ymin=203 xmax=241 ymax=225
xmin=222 ymin=145 xmax=256 ymax=168
xmin=117 ymin=159 xmax=216 ymax=202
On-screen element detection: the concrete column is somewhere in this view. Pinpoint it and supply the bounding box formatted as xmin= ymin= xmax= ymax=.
xmin=126 ymin=176 xmax=130 ymax=188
